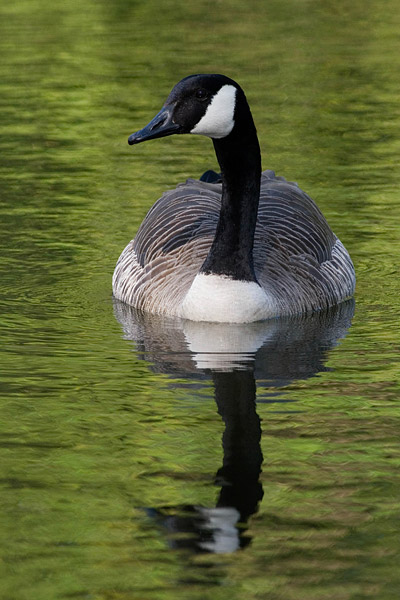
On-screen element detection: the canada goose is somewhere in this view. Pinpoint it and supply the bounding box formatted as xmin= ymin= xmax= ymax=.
xmin=113 ymin=74 xmax=355 ymax=323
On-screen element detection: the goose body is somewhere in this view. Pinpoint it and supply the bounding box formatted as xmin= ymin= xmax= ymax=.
xmin=113 ymin=75 xmax=355 ymax=323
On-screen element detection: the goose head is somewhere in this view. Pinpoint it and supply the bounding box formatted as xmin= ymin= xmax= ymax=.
xmin=128 ymin=74 xmax=253 ymax=146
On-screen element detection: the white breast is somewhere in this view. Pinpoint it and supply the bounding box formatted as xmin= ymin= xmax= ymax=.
xmin=179 ymin=273 xmax=278 ymax=323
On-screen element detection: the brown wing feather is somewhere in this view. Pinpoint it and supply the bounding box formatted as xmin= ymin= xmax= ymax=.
xmin=112 ymin=180 xmax=220 ymax=314
xmin=253 ymin=170 xmax=354 ymax=313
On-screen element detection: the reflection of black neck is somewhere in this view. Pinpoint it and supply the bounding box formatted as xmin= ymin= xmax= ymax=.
xmin=212 ymin=369 xmax=264 ymax=523
xmin=145 ymin=369 xmax=264 ymax=554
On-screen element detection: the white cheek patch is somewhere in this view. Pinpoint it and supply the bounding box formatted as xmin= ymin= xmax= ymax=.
xmin=190 ymin=85 xmax=236 ymax=139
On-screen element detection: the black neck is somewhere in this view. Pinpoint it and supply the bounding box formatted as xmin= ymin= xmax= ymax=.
xmin=200 ymin=112 xmax=261 ymax=281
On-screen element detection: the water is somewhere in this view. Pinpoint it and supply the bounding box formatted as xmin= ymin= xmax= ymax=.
xmin=1 ymin=0 xmax=400 ymax=598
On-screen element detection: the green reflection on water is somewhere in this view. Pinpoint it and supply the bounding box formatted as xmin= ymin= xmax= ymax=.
xmin=1 ymin=0 xmax=400 ymax=599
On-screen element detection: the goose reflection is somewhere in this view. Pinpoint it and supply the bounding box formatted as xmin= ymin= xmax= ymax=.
xmin=113 ymin=299 xmax=355 ymax=553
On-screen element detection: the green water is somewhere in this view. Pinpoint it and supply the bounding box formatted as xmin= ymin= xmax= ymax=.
xmin=1 ymin=0 xmax=400 ymax=598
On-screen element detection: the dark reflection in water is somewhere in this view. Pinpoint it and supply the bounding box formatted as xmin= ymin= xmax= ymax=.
xmin=114 ymin=300 xmax=355 ymax=554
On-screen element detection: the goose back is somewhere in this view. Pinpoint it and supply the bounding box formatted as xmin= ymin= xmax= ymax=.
xmin=112 ymin=170 xmax=355 ymax=317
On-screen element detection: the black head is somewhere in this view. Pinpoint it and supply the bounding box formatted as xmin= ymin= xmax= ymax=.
xmin=128 ymin=74 xmax=249 ymax=146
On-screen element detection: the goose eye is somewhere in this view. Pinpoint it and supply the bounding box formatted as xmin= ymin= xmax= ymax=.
xmin=195 ymin=88 xmax=208 ymax=100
